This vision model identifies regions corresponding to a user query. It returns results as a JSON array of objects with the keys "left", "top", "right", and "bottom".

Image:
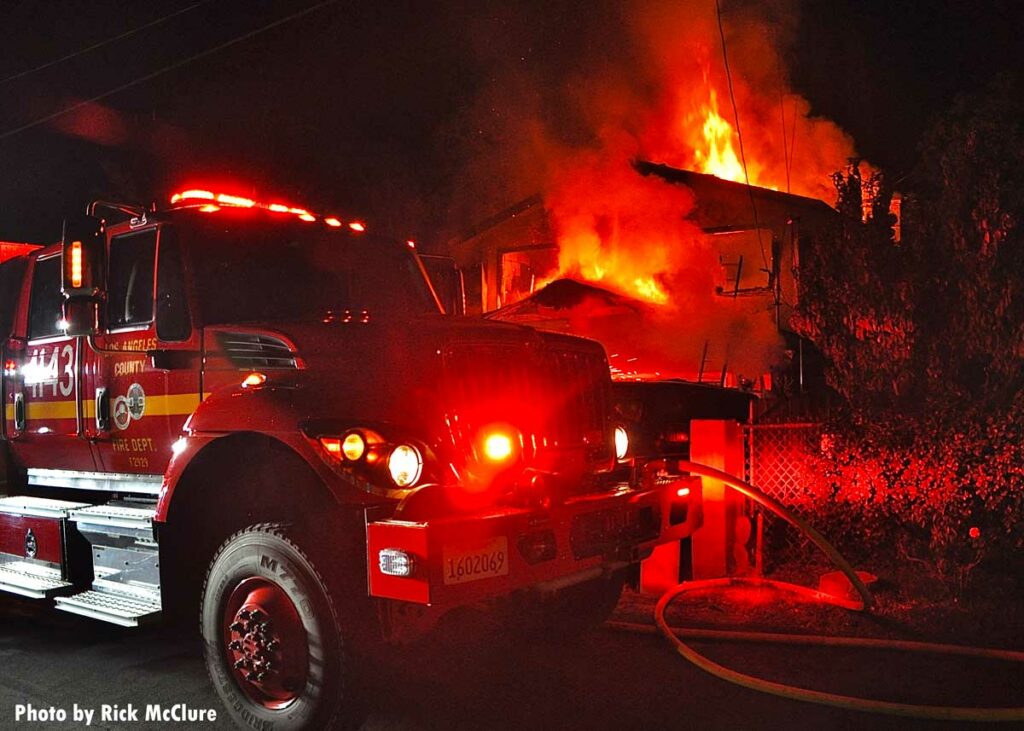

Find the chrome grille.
[
  {"left": 216, "top": 332, "right": 297, "bottom": 369},
  {"left": 442, "top": 341, "right": 613, "bottom": 468}
]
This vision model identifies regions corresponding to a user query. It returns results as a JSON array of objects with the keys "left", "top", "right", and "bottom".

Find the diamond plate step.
[
  {"left": 0, "top": 495, "right": 92, "bottom": 519},
  {"left": 0, "top": 561, "right": 75, "bottom": 599},
  {"left": 69, "top": 503, "right": 155, "bottom": 532},
  {"left": 54, "top": 588, "right": 161, "bottom": 628}
]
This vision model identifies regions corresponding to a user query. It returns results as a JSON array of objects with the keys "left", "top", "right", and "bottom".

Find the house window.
[{"left": 711, "top": 228, "right": 774, "bottom": 296}]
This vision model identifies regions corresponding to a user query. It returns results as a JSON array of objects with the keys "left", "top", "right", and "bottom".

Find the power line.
[
  {"left": 778, "top": 89, "right": 791, "bottom": 194},
  {"left": 768, "top": 25, "right": 793, "bottom": 195},
  {"left": 0, "top": 0, "right": 337, "bottom": 143},
  {"left": 0, "top": 1, "right": 215, "bottom": 86},
  {"left": 715, "top": 0, "right": 768, "bottom": 273}
]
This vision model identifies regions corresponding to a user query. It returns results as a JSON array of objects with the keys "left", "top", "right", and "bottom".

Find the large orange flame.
[
  {"left": 692, "top": 88, "right": 750, "bottom": 184},
  {"left": 542, "top": 150, "right": 703, "bottom": 305}
]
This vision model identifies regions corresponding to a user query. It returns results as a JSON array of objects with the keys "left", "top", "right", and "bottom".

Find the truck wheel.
[
  {"left": 504, "top": 570, "right": 627, "bottom": 641},
  {"left": 201, "top": 523, "right": 361, "bottom": 731}
]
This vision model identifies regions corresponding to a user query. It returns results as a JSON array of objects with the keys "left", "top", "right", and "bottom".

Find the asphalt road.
[{"left": 1, "top": 593, "right": 1021, "bottom": 731}]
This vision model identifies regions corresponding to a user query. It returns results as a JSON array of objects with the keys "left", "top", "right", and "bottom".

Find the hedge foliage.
[{"left": 791, "top": 77, "right": 1024, "bottom": 590}]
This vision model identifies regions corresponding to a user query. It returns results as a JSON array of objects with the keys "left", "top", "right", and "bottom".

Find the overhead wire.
[
  {"left": 0, "top": 0, "right": 215, "bottom": 86},
  {"left": 714, "top": 0, "right": 768, "bottom": 274},
  {"left": 779, "top": 89, "right": 791, "bottom": 194},
  {"left": 769, "top": 24, "right": 793, "bottom": 195},
  {"left": 0, "top": 0, "right": 338, "bottom": 143}
]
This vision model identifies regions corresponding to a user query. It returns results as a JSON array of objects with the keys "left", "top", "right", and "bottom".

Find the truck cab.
[{"left": 0, "top": 191, "right": 697, "bottom": 730}]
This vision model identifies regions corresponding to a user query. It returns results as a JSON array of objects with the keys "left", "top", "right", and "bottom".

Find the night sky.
[{"left": 0, "top": 0, "right": 1020, "bottom": 244}]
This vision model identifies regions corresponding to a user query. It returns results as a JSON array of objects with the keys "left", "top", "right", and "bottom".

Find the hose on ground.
[{"left": 614, "top": 460, "right": 1024, "bottom": 723}]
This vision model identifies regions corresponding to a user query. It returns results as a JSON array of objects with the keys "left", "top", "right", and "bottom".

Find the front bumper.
[{"left": 366, "top": 469, "right": 701, "bottom": 608}]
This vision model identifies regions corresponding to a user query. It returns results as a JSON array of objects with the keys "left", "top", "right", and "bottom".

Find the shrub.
[{"left": 791, "top": 77, "right": 1024, "bottom": 593}]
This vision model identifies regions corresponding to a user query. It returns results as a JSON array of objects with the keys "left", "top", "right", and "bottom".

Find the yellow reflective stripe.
[
  {"left": 145, "top": 393, "right": 202, "bottom": 416},
  {"left": 25, "top": 400, "right": 78, "bottom": 420},
  {"left": 3, "top": 394, "right": 203, "bottom": 421}
]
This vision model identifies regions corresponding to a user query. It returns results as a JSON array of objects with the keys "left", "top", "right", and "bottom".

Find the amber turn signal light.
[
  {"left": 341, "top": 432, "right": 366, "bottom": 461},
  {"left": 241, "top": 372, "right": 267, "bottom": 388}
]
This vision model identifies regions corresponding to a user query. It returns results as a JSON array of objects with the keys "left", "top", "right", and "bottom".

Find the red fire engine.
[{"left": 0, "top": 191, "right": 699, "bottom": 729}]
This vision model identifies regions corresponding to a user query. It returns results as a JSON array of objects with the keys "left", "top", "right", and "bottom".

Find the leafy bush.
[{"left": 791, "top": 77, "right": 1024, "bottom": 593}]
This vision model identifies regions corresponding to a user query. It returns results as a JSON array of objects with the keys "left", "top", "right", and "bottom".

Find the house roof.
[{"left": 634, "top": 160, "right": 836, "bottom": 231}]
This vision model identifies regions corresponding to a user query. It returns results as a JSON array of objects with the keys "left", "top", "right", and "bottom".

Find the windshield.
[{"left": 178, "top": 213, "right": 439, "bottom": 325}]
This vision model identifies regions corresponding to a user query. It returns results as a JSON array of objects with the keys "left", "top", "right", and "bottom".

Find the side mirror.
[
  {"left": 61, "top": 213, "right": 105, "bottom": 336},
  {"left": 61, "top": 297, "right": 99, "bottom": 337}
]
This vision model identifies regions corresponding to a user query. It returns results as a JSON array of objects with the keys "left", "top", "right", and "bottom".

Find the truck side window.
[
  {"left": 156, "top": 229, "right": 191, "bottom": 341},
  {"left": 108, "top": 230, "right": 157, "bottom": 330},
  {"left": 27, "top": 255, "right": 63, "bottom": 340}
]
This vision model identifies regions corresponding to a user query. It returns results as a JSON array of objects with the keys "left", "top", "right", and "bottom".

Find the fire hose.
[{"left": 609, "top": 460, "right": 1024, "bottom": 723}]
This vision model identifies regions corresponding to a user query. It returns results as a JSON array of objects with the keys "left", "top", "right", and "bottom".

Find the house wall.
[{"left": 451, "top": 166, "right": 835, "bottom": 333}]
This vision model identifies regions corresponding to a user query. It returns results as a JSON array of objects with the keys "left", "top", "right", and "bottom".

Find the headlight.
[
  {"left": 341, "top": 432, "right": 366, "bottom": 461},
  {"left": 319, "top": 431, "right": 367, "bottom": 462},
  {"left": 614, "top": 426, "right": 629, "bottom": 461},
  {"left": 387, "top": 444, "right": 423, "bottom": 487}
]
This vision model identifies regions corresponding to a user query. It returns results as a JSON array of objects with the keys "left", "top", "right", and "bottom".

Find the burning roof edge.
[
  {"left": 634, "top": 160, "right": 835, "bottom": 214},
  {"left": 457, "top": 160, "right": 835, "bottom": 246},
  {"left": 458, "top": 194, "right": 545, "bottom": 243}
]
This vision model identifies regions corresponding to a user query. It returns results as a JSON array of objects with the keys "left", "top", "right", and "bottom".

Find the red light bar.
[
  {"left": 170, "top": 190, "right": 368, "bottom": 231},
  {"left": 215, "top": 193, "right": 255, "bottom": 208},
  {"left": 170, "top": 189, "right": 215, "bottom": 204}
]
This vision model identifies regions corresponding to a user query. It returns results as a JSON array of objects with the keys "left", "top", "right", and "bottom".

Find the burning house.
[
  {"left": 449, "top": 159, "right": 836, "bottom": 392},
  {"left": 431, "top": 0, "right": 864, "bottom": 579}
]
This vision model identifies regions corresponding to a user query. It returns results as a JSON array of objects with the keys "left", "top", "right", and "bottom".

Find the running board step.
[
  {"left": 0, "top": 495, "right": 93, "bottom": 519},
  {"left": 54, "top": 589, "right": 162, "bottom": 628},
  {"left": 0, "top": 561, "right": 76, "bottom": 599},
  {"left": 69, "top": 503, "right": 156, "bottom": 534}
]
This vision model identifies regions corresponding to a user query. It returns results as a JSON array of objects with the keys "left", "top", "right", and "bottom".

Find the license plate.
[{"left": 442, "top": 536, "right": 509, "bottom": 585}]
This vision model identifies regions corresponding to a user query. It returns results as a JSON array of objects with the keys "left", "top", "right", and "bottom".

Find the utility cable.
[
  {"left": 714, "top": 0, "right": 768, "bottom": 274},
  {"left": 0, "top": 0, "right": 214, "bottom": 86},
  {"left": 779, "top": 89, "right": 791, "bottom": 194},
  {"left": 0, "top": 0, "right": 337, "bottom": 143}
]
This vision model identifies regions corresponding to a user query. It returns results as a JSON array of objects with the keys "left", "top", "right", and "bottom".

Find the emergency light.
[
  {"left": 169, "top": 189, "right": 365, "bottom": 232},
  {"left": 60, "top": 214, "right": 105, "bottom": 297}
]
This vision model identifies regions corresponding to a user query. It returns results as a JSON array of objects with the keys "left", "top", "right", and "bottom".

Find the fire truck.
[{"left": 0, "top": 191, "right": 699, "bottom": 730}]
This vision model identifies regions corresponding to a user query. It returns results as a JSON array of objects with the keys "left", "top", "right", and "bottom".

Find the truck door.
[
  {"left": 6, "top": 251, "right": 96, "bottom": 472},
  {"left": 85, "top": 225, "right": 200, "bottom": 483}
]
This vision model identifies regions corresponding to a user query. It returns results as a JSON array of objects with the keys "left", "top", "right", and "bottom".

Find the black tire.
[
  {"left": 201, "top": 523, "right": 362, "bottom": 731},
  {"left": 502, "top": 570, "right": 627, "bottom": 641}
]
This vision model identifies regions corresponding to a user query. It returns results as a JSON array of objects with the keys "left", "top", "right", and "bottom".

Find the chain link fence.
[{"left": 744, "top": 423, "right": 827, "bottom": 575}]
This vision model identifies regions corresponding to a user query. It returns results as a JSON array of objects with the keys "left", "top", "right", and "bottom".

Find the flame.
[
  {"left": 541, "top": 154, "right": 697, "bottom": 305},
  {"left": 692, "top": 89, "right": 746, "bottom": 183},
  {"left": 632, "top": 276, "right": 668, "bottom": 304},
  {"left": 473, "top": 0, "right": 865, "bottom": 379}
]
